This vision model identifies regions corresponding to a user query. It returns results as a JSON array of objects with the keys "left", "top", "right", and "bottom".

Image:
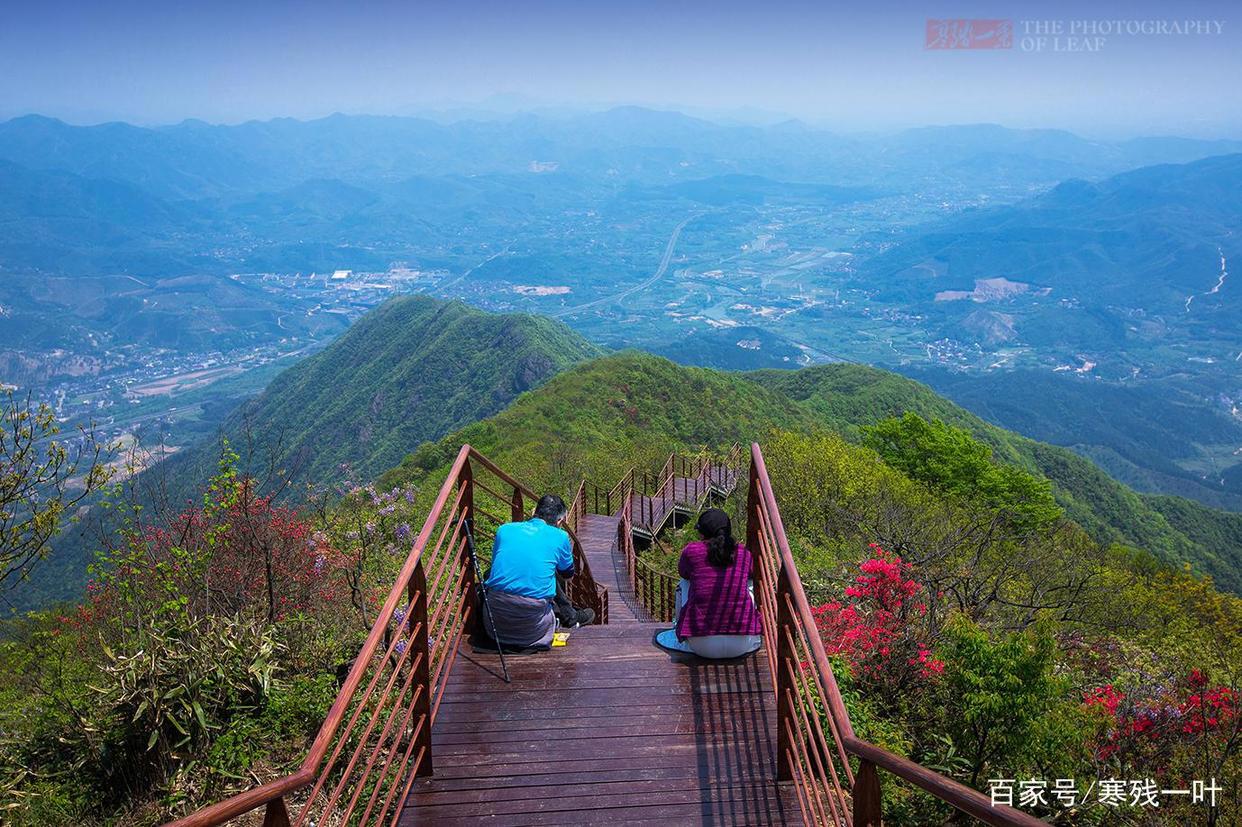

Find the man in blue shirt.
[{"left": 480, "top": 494, "right": 594, "bottom": 649}]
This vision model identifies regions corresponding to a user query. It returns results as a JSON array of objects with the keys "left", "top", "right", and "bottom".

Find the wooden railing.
[
  {"left": 168, "top": 445, "right": 604, "bottom": 827},
  {"left": 610, "top": 445, "right": 743, "bottom": 621},
  {"left": 565, "top": 479, "right": 609, "bottom": 623},
  {"left": 635, "top": 538, "right": 679, "bottom": 622},
  {"left": 746, "top": 443, "right": 1042, "bottom": 827},
  {"left": 630, "top": 443, "right": 742, "bottom": 534}
]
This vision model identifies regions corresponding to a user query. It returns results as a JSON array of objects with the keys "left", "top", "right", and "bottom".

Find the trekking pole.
[{"left": 462, "top": 518, "right": 510, "bottom": 683}]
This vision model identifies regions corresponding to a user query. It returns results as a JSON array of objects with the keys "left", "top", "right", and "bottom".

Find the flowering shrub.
[
  {"left": 811, "top": 545, "right": 942, "bottom": 695},
  {"left": 87, "top": 452, "right": 336, "bottom": 630},
  {"left": 309, "top": 471, "right": 421, "bottom": 630},
  {"left": 1084, "top": 669, "right": 1238, "bottom": 762}
]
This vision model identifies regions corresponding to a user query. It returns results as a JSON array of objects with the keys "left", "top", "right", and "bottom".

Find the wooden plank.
[
  {"left": 404, "top": 779, "right": 799, "bottom": 821},
  {"left": 431, "top": 708, "right": 775, "bottom": 737},
  {"left": 433, "top": 700, "right": 777, "bottom": 729},
  {"left": 442, "top": 668, "right": 774, "bottom": 689},
  {"left": 427, "top": 728, "right": 777, "bottom": 762},
  {"left": 433, "top": 689, "right": 772, "bottom": 716},
  {"left": 430, "top": 716, "right": 776, "bottom": 746},
  {"left": 417, "top": 750, "right": 776, "bottom": 782},
  {"left": 441, "top": 669, "right": 772, "bottom": 692},
  {"left": 403, "top": 801, "right": 803, "bottom": 827},
  {"left": 405, "top": 762, "right": 776, "bottom": 793},
  {"left": 406, "top": 782, "right": 798, "bottom": 817},
  {"left": 432, "top": 695, "right": 750, "bottom": 720},
  {"left": 409, "top": 776, "right": 788, "bottom": 807},
  {"left": 440, "top": 659, "right": 774, "bottom": 683},
  {"left": 440, "top": 676, "right": 774, "bottom": 698}
]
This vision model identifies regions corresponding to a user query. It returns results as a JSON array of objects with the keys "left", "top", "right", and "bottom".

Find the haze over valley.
[{"left": 3, "top": 109, "right": 1241, "bottom": 514}]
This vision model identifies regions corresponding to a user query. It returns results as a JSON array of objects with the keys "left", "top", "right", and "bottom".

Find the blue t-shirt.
[{"left": 485, "top": 518, "right": 574, "bottom": 599}]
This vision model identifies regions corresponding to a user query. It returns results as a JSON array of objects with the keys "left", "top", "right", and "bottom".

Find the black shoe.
[{"left": 571, "top": 607, "right": 596, "bottom": 628}]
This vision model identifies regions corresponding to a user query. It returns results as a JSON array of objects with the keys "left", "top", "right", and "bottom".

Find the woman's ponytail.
[{"left": 698, "top": 508, "right": 738, "bottom": 568}]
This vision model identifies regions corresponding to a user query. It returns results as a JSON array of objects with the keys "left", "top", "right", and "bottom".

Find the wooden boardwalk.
[
  {"left": 576, "top": 513, "right": 647, "bottom": 622},
  {"left": 629, "top": 469, "right": 739, "bottom": 539},
  {"left": 402, "top": 507, "right": 800, "bottom": 825},
  {"left": 401, "top": 624, "right": 799, "bottom": 825}
]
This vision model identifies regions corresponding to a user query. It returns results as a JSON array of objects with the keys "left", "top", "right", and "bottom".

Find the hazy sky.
[{"left": 2, "top": 0, "right": 1238, "bottom": 136}]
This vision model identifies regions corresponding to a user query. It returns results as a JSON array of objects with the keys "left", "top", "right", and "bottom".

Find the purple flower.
[{"left": 395, "top": 522, "right": 412, "bottom": 542}]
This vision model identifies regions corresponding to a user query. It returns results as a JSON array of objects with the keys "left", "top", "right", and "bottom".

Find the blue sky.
[{"left": 2, "top": 0, "right": 1238, "bottom": 136}]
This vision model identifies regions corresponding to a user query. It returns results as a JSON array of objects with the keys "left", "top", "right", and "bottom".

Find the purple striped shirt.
[{"left": 675, "top": 541, "right": 763, "bottom": 639}]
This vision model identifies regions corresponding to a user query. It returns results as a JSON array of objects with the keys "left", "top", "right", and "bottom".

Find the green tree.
[
  {"left": 0, "top": 392, "right": 112, "bottom": 593},
  {"left": 934, "top": 614, "right": 1073, "bottom": 786},
  {"left": 863, "top": 412, "right": 1062, "bottom": 536}
]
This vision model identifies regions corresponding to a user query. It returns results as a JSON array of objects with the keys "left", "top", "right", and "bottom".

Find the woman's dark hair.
[{"left": 697, "top": 508, "right": 737, "bottom": 568}]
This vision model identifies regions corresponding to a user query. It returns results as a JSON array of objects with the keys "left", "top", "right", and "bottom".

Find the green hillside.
[
  {"left": 746, "top": 365, "right": 1221, "bottom": 586},
  {"left": 18, "top": 296, "right": 600, "bottom": 612},
  {"left": 389, "top": 353, "right": 1241, "bottom": 594},
  {"left": 384, "top": 351, "right": 818, "bottom": 493},
  {"left": 177, "top": 294, "right": 602, "bottom": 488}
]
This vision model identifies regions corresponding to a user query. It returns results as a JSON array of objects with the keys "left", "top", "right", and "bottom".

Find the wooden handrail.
[
  {"left": 749, "top": 443, "right": 856, "bottom": 741},
  {"left": 168, "top": 445, "right": 605, "bottom": 827},
  {"left": 167, "top": 771, "right": 312, "bottom": 827},
  {"left": 844, "top": 738, "right": 1040, "bottom": 827},
  {"left": 635, "top": 537, "right": 679, "bottom": 622},
  {"left": 748, "top": 442, "right": 1043, "bottom": 827}
]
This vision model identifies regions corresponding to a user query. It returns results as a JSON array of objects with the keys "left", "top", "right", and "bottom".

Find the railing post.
[
  {"left": 776, "top": 563, "right": 796, "bottom": 782},
  {"left": 746, "top": 456, "right": 762, "bottom": 586},
  {"left": 460, "top": 458, "right": 475, "bottom": 523},
  {"left": 407, "top": 556, "right": 437, "bottom": 774},
  {"left": 618, "top": 518, "right": 628, "bottom": 588},
  {"left": 511, "top": 485, "right": 523, "bottom": 522},
  {"left": 458, "top": 457, "right": 479, "bottom": 639},
  {"left": 408, "top": 558, "right": 434, "bottom": 778},
  {"left": 261, "top": 798, "right": 290, "bottom": 827},
  {"left": 853, "top": 759, "right": 882, "bottom": 826}
]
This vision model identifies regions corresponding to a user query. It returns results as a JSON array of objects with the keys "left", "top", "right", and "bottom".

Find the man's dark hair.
[{"left": 534, "top": 494, "right": 568, "bottom": 524}]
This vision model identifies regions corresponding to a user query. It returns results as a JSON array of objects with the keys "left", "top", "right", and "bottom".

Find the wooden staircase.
[
  {"left": 401, "top": 457, "right": 802, "bottom": 824},
  {"left": 400, "top": 625, "right": 799, "bottom": 825}
]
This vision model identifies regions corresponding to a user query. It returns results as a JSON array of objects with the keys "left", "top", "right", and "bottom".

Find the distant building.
[{"left": 331, "top": 270, "right": 353, "bottom": 281}]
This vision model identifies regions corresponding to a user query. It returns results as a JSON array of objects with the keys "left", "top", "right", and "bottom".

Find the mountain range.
[
  {"left": 861, "top": 152, "right": 1242, "bottom": 317},
  {"left": 4, "top": 109, "right": 1242, "bottom": 583},
  {"left": 2, "top": 111, "right": 1241, "bottom": 280},
  {"left": 24, "top": 296, "right": 1242, "bottom": 614},
  {"left": 852, "top": 153, "right": 1242, "bottom": 510}
]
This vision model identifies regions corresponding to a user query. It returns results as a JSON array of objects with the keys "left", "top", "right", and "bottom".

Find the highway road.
[{"left": 550, "top": 215, "right": 697, "bottom": 318}]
